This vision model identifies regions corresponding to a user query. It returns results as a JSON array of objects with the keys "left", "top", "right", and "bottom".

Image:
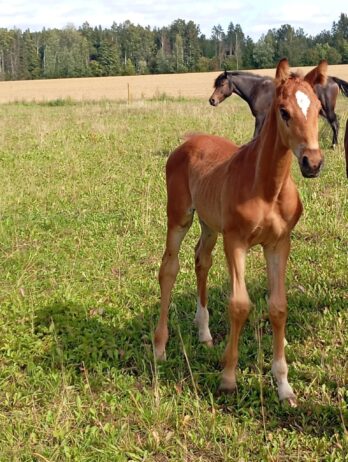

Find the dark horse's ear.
[
  {"left": 304, "top": 59, "right": 328, "bottom": 88},
  {"left": 275, "top": 58, "right": 290, "bottom": 84},
  {"left": 224, "top": 69, "right": 228, "bottom": 78}
]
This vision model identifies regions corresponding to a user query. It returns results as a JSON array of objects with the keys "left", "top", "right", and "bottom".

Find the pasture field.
[
  {"left": 0, "top": 92, "right": 347, "bottom": 461},
  {"left": 0, "top": 64, "right": 347, "bottom": 103}
]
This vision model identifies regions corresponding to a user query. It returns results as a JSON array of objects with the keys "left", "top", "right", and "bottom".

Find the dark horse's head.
[{"left": 209, "top": 70, "right": 233, "bottom": 106}]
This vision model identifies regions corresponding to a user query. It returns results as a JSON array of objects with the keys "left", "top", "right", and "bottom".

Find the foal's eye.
[{"left": 280, "top": 108, "right": 291, "bottom": 122}]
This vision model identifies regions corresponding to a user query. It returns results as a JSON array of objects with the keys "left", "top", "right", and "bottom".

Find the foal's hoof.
[
  {"left": 154, "top": 347, "right": 167, "bottom": 361},
  {"left": 278, "top": 383, "right": 297, "bottom": 408},
  {"left": 203, "top": 339, "right": 213, "bottom": 348},
  {"left": 218, "top": 378, "right": 237, "bottom": 395},
  {"left": 282, "top": 396, "right": 297, "bottom": 408},
  {"left": 280, "top": 393, "right": 297, "bottom": 408}
]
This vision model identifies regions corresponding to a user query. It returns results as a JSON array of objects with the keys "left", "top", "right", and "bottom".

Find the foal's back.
[{"left": 166, "top": 134, "right": 239, "bottom": 230}]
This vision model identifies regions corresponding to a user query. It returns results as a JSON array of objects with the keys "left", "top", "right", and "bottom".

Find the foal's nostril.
[
  {"left": 302, "top": 155, "right": 310, "bottom": 169},
  {"left": 209, "top": 98, "right": 215, "bottom": 106},
  {"left": 301, "top": 154, "right": 323, "bottom": 176}
]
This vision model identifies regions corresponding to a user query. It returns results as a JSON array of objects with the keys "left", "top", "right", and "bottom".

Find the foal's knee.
[
  {"left": 269, "top": 300, "right": 287, "bottom": 326},
  {"left": 159, "top": 251, "right": 179, "bottom": 282},
  {"left": 229, "top": 296, "right": 250, "bottom": 321},
  {"left": 195, "top": 252, "right": 213, "bottom": 273}
]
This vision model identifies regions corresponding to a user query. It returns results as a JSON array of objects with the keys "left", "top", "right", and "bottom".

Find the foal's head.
[
  {"left": 274, "top": 59, "right": 327, "bottom": 178},
  {"left": 209, "top": 71, "right": 232, "bottom": 106}
]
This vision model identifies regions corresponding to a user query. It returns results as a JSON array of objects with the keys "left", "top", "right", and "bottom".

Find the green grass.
[{"left": 0, "top": 95, "right": 347, "bottom": 461}]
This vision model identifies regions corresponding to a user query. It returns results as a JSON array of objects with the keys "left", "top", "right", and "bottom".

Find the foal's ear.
[
  {"left": 275, "top": 58, "right": 290, "bottom": 83},
  {"left": 304, "top": 59, "right": 328, "bottom": 87}
]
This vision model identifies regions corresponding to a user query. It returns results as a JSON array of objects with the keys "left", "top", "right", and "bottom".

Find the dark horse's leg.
[
  {"left": 253, "top": 114, "right": 266, "bottom": 138},
  {"left": 330, "top": 112, "right": 340, "bottom": 147},
  {"left": 320, "top": 108, "right": 339, "bottom": 148},
  {"left": 318, "top": 81, "right": 340, "bottom": 148},
  {"left": 328, "top": 112, "right": 339, "bottom": 148},
  {"left": 332, "top": 116, "right": 339, "bottom": 148}
]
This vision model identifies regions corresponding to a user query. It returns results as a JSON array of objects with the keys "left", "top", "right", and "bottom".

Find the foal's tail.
[{"left": 331, "top": 76, "right": 348, "bottom": 97}]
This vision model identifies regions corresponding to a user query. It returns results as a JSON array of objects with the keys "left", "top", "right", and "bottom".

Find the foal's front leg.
[
  {"left": 264, "top": 237, "right": 297, "bottom": 406},
  {"left": 220, "top": 236, "right": 250, "bottom": 392}
]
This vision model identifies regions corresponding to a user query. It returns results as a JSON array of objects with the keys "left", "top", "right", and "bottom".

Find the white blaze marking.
[{"left": 295, "top": 90, "right": 310, "bottom": 118}]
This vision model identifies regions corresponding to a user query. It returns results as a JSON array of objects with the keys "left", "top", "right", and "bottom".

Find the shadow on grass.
[{"left": 34, "top": 280, "right": 344, "bottom": 437}]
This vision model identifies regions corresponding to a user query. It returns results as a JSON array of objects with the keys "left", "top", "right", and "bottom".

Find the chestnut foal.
[{"left": 154, "top": 59, "right": 327, "bottom": 406}]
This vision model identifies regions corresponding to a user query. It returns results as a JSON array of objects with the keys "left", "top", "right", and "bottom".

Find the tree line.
[{"left": 0, "top": 13, "right": 347, "bottom": 80}]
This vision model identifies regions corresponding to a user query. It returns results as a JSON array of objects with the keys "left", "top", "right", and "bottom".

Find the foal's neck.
[{"left": 253, "top": 109, "right": 293, "bottom": 201}]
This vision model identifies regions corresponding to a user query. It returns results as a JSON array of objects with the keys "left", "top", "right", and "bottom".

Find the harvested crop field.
[{"left": 0, "top": 64, "right": 348, "bottom": 103}]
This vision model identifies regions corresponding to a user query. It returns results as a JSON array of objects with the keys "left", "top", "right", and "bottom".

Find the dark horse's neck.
[{"left": 227, "top": 72, "right": 271, "bottom": 111}]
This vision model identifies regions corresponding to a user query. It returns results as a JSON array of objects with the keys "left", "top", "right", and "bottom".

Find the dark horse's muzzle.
[{"left": 209, "top": 96, "right": 219, "bottom": 106}]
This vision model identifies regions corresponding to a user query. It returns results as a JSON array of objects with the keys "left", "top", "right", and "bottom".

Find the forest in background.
[{"left": 0, "top": 13, "right": 347, "bottom": 80}]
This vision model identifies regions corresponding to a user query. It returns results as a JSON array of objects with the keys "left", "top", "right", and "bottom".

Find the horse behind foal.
[
  {"left": 210, "top": 71, "right": 274, "bottom": 137},
  {"left": 155, "top": 58, "right": 327, "bottom": 406},
  {"left": 209, "top": 63, "right": 347, "bottom": 148}
]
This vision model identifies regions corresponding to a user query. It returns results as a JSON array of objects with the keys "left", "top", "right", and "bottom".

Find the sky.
[{"left": 0, "top": 0, "right": 345, "bottom": 41}]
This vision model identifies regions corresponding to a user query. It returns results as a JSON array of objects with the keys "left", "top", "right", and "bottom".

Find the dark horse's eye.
[{"left": 280, "top": 107, "right": 291, "bottom": 122}]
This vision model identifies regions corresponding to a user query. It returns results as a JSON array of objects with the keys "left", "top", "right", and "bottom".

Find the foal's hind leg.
[
  {"left": 194, "top": 221, "right": 218, "bottom": 347},
  {"left": 155, "top": 150, "right": 194, "bottom": 360},
  {"left": 155, "top": 218, "right": 193, "bottom": 360}
]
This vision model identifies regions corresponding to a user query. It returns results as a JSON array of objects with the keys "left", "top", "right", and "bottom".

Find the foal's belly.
[{"left": 195, "top": 206, "right": 223, "bottom": 233}]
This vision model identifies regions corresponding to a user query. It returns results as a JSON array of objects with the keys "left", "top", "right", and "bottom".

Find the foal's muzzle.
[{"left": 299, "top": 149, "right": 324, "bottom": 178}]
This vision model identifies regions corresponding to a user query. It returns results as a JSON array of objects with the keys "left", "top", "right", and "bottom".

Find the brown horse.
[
  {"left": 209, "top": 63, "right": 347, "bottom": 148},
  {"left": 154, "top": 58, "right": 327, "bottom": 406}
]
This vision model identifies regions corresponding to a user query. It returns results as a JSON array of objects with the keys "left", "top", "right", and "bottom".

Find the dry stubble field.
[{"left": 0, "top": 64, "right": 347, "bottom": 103}]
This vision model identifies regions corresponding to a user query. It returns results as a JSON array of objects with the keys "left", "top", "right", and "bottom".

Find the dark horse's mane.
[
  {"left": 214, "top": 69, "right": 304, "bottom": 89},
  {"left": 214, "top": 70, "right": 273, "bottom": 88}
]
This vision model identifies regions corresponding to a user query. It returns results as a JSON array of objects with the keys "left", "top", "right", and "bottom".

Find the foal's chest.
[{"left": 245, "top": 197, "right": 302, "bottom": 246}]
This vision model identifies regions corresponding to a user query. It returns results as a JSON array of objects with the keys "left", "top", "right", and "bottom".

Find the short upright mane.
[{"left": 289, "top": 71, "right": 302, "bottom": 79}]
